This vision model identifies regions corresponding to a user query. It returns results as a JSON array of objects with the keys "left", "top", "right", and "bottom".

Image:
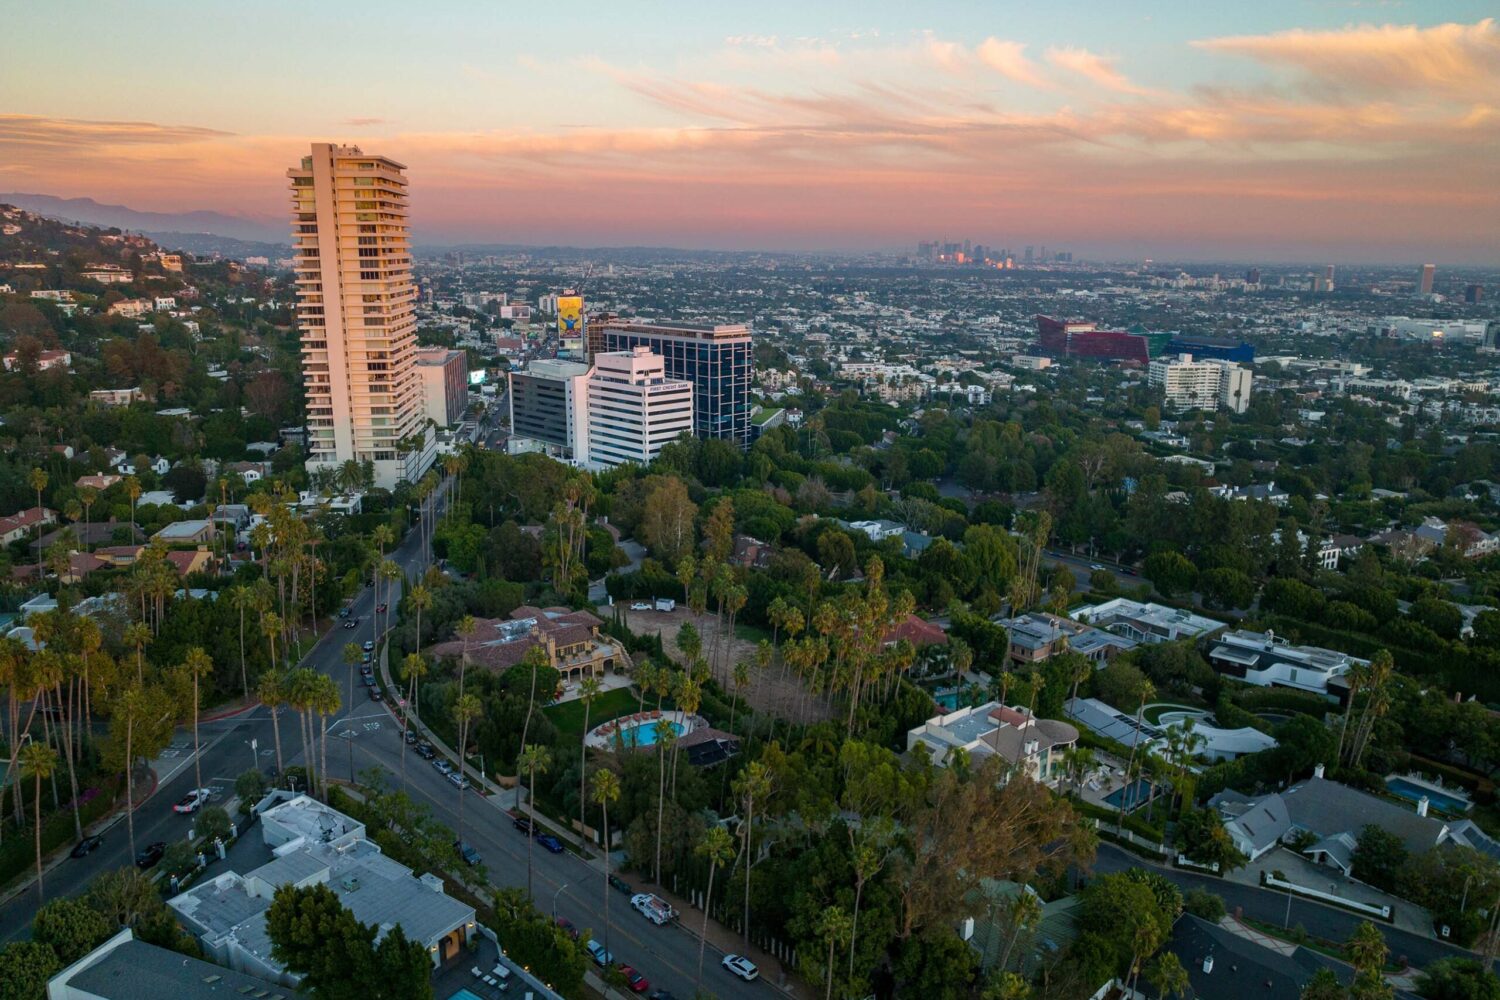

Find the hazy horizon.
[{"left": 4, "top": 1, "right": 1497, "bottom": 264}]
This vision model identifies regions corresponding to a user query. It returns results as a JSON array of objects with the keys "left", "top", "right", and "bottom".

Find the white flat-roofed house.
[{"left": 1206, "top": 629, "right": 1361, "bottom": 702}]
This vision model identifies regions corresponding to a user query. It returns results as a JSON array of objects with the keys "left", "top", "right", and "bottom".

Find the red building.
[{"left": 1035, "top": 315, "right": 1153, "bottom": 362}]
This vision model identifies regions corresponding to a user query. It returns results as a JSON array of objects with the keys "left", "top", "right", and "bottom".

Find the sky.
[{"left": 2, "top": 1, "right": 1498, "bottom": 262}]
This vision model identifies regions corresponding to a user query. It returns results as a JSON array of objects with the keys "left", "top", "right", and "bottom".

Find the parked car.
[
  {"left": 342, "top": 620, "right": 357, "bottom": 630},
  {"left": 416, "top": 742, "right": 436, "bottom": 760},
  {"left": 631, "top": 893, "right": 677, "bottom": 925},
  {"left": 535, "top": 833, "right": 564, "bottom": 854},
  {"left": 555, "top": 917, "right": 579, "bottom": 940},
  {"left": 403, "top": 729, "right": 419, "bottom": 745},
  {"left": 512, "top": 814, "right": 534, "bottom": 835},
  {"left": 362, "top": 675, "right": 376, "bottom": 687},
  {"left": 376, "top": 603, "right": 387, "bottom": 614},
  {"left": 1090, "top": 563, "right": 1106, "bottom": 571},
  {"left": 649, "top": 992, "right": 677, "bottom": 1000},
  {"left": 172, "top": 788, "right": 213, "bottom": 814},
  {"left": 454, "top": 840, "right": 481, "bottom": 866},
  {"left": 360, "top": 665, "right": 373, "bottom": 676},
  {"left": 609, "top": 873, "right": 632, "bottom": 895},
  {"left": 447, "top": 772, "right": 471, "bottom": 790},
  {"left": 70, "top": 834, "right": 103, "bottom": 858},
  {"left": 433, "top": 759, "right": 454, "bottom": 775},
  {"left": 361, "top": 652, "right": 372, "bottom": 663},
  {"left": 338, "top": 607, "right": 351, "bottom": 619},
  {"left": 721, "top": 955, "right": 759, "bottom": 982},
  {"left": 630, "top": 602, "right": 651, "bottom": 611},
  {"left": 618, "top": 965, "right": 651, "bottom": 993},
  {"left": 362, "top": 640, "right": 374, "bottom": 652},
  {"left": 135, "top": 841, "right": 166, "bottom": 868},
  {"left": 586, "top": 940, "right": 613, "bottom": 967},
  {"left": 368, "top": 688, "right": 383, "bottom": 702}
]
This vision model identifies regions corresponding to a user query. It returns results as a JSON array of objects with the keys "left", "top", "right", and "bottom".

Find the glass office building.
[{"left": 598, "top": 321, "right": 752, "bottom": 447}]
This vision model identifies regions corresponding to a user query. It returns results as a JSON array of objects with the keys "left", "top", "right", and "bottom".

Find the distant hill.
[
  {"left": 0, "top": 192, "right": 283, "bottom": 244},
  {"left": 139, "top": 231, "right": 289, "bottom": 261}
]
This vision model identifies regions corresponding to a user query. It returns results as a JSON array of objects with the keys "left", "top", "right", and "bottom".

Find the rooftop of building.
[{"left": 55, "top": 932, "right": 306, "bottom": 1000}]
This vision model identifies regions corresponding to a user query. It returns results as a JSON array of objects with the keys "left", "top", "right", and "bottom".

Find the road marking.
[{"left": 362, "top": 722, "right": 381, "bottom": 732}]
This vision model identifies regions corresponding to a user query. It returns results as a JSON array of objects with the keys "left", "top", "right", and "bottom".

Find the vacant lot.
[{"left": 606, "top": 603, "right": 831, "bottom": 725}]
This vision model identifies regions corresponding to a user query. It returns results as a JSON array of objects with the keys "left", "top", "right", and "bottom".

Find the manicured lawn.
[{"left": 543, "top": 687, "right": 642, "bottom": 743}]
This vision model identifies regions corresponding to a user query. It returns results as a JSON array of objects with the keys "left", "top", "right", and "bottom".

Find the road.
[
  {"left": 1094, "top": 844, "right": 1479, "bottom": 972},
  {"left": 0, "top": 472, "right": 774, "bottom": 998}
]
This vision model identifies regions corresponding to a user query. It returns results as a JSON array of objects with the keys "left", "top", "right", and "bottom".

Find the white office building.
[
  {"left": 585, "top": 347, "right": 693, "bottom": 470},
  {"left": 1148, "top": 354, "right": 1253, "bottom": 414}
]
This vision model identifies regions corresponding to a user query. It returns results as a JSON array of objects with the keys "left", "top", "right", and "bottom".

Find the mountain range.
[{"left": 0, "top": 192, "right": 285, "bottom": 244}]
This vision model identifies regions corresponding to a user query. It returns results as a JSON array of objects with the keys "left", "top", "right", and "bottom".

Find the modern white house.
[{"left": 1205, "top": 629, "right": 1360, "bottom": 702}]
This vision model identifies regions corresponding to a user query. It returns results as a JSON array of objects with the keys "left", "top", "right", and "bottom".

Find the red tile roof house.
[
  {"left": 883, "top": 614, "right": 949, "bottom": 649},
  {"left": 428, "top": 606, "right": 630, "bottom": 685},
  {"left": 0, "top": 507, "right": 57, "bottom": 545}
]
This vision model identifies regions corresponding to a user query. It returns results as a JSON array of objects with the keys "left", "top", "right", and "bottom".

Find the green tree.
[
  {"left": 1143, "top": 550, "right": 1198, "bottom": 598},
  {"left": 1416, "top": 957, "right": 1500, "bottom": 1000},
  {"left": 266, "top": 883, "right": 433, "bottom": 1000},
  {"left": 20, "top": 742, "right": 57, "bottom": 902},
  {"left": 694, "top": 825, "right": 736, "bottom": 994},
  {"left": 31, "top": 898, "right": 112, "bottom": 965},
  {"left": 1301, "top": 968, "right": 1346, "bottom": 1000},
  {"left": 0, "top": 940, "right": 61, "bottom": 1000},
  {"left": 1352, "top": 826, "right": 1409, "bottom": 893},
  {"left": 517, "top": 742, "right": 551, "bottom": 902}
]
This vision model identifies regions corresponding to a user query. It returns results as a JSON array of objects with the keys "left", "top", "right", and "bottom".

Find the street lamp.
[
  {"left": 244, "top": 738, "right": 258, "bottom": 774},
  {"left": 551, "top": 882, "right": 568, "bottom": 921}
]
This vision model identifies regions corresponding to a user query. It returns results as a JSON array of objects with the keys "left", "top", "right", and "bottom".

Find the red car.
[
  {"left": 618, "top": 966, "right": 650, "bottom": 994},
  {"left": 376, "top": 603, "right": 388, "bottom": 613}
]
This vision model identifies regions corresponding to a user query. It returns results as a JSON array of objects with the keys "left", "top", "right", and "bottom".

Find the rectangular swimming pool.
[
  {"left": 447, "top": 990, "right": 485, "bottom": 1000},
  {"left": 1103, "top": 778, "right": 1159, "bottom": 813},
  {"left": 1386, "top": 776, "right": 1471, "bottom": 814}
]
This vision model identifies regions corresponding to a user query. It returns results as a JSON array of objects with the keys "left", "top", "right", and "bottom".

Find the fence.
[{"left": 1261, "top": 870, "right": 1393, "bottom": 921}]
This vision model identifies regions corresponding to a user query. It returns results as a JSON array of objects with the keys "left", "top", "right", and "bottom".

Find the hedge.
[{"left": 0, "top": 780, "right": 121, "bottom": 889}]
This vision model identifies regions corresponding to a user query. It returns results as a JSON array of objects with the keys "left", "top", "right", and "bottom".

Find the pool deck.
[{"left": 585, "top": 708, "right": 700, "bottom": 751}]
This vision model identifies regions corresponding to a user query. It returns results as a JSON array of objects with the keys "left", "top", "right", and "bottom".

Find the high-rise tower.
[
  {"left": 1419, "top": 263, "right": 1436, "bottom": 296},
  {"left": 289, "top": 144, "right": 434, "bottom": 489}
]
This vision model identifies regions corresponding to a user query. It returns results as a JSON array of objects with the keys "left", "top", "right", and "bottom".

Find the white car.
[
  {"left": 630, "top": 602, "right": 651, "bottom": 611},
  {"left": 722, "top": 955, "right": 759, "bottom": 981},
  {"left": 172, "top": 788, "right": 214, "bottom": 814}
]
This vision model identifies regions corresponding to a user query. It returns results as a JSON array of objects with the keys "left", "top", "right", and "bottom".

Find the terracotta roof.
[{"left": 884, "top": 614, "right": 948, "bottom": 647}]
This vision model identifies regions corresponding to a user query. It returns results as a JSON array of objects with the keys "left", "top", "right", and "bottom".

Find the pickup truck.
[{"left": 631, "top": 892, "right": 677, "bottom": 925}]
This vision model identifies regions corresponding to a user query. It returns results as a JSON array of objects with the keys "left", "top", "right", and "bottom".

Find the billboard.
[{"left": 557, "top": 295, "right": 584, "bottom": 338}]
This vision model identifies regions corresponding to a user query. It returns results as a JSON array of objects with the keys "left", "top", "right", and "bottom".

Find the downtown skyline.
[{"left": 3, "top": 1, "right": 1498, "bottom": 263}]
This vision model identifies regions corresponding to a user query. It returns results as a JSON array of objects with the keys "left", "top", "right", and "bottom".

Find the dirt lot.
[{"left": 601, "top": 603, "right": 831, "bottom": 726}]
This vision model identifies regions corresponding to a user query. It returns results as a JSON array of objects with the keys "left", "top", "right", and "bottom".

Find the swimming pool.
[
  {"left": 447, "top": 989, "right": 485, "bottom": 1000},
  {"left": 617, "top": 720, "right": 687, "bottom": 748},
  {"left": 934, "top": 689, "right": 960, "bottom": 710},
  {"left": 1386, "top": 776, "right": 1471, "bottom": 814},
  {"left": 1103, "top": 778, "right": 1159, "bottom": 813}
]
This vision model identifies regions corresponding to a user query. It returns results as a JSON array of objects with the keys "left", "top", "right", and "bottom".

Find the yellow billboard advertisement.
[{"left": 557, "top": 295, "right": 583, "bottom": 337}]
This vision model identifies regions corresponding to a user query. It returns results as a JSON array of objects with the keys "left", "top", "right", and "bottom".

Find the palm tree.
[
  {"left": 517, "top": 645, "right": 548, "bottom": 755},
  {"left": 695, "top": 825, "right": 735, "bottom": 994},
  {"left": 408, "top": 583, "right": 431, "bottom": 658},
  {"left": 257, "top": 669, "right": 287, "bottom": 778},
  {"left": 653, "top": 719, "right": 676, "bottom": 884},
  {"left": 816, "top": 905, "right": 853, "bottom": 1000},
  {"left": 341, "top": 643, "right": 362, "bottom": 781},
  {"left": 78, "top": 486, "right": 98, "bottom": 554},
  {"left": 1118, "top": 677, "right": 1156, "bottom": 834},
  {"left": 577, "top": 676, "right": 601, "bottom": 854},
  {"left": 124, "top": 475, "right": 141, "bottom": 532},
  {"left": 181, "top": 647, "right": 214, "bottom": 796},
  {"left": 122, "top": 622, "right": 150, "bottom": 684},
  {"left": 592, "top": 767, "right": 621, "bottom": 954},
  {"left": 453, "top": 692, "right": 482, "bottom": 843},
  {"left": 228, "top": 586, "right": 255, "bottom": 699},
  {"left": 379, "top": 560, "right": 401, "bottom": 635},
  {"left": 1146, "top": 952, "right": 1189, "bottom": 999},
  {"left": 517, "top": 743, "right": 551, "bottom": 901},
  {"left": 28, "top": 467, "right": 47, "bottom": 581},
  {"left": 21, "top": 741, "right": 57, "bottom": 901},
  {"left": 262, "top": 612, "right": 283, "bottom": 673},
  {"left": 734, "top": 760, "right": 773, "bottom": 949},
  {"left": 312, "top": 673, "right": 340, "bottom": 801}
]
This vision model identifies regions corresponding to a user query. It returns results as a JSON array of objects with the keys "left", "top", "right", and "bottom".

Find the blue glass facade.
[
  {"left": 1163, "top": 337, "right": 1256, "bottom": 363},
  {"left": 601, "top": 326, "right": 752, "bottom": 447}
]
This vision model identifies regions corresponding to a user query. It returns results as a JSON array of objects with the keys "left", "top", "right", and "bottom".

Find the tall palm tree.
[
  {"left": 453, "top": 693, "right": 482, "bottom": 843},
  {"left": 576, "top": 677, "right": 601, "bottom": 854},
  {"left": 122, "top": 622, "right": 150, "bottom": 684},
  {"left": 181, "top": 647, "right": 214, "bottom": 796},
  {"left": 312, "top": 673, "right": 340, "bottom": 801},
  {"left": 78, "top": 486, "right": 98, "bottom": 554},
  {"left": 124, "top": 475, "right": 141, "bottom": 533},
  {"left": 592, "top": 768, "right": 621, "bottom": 954},
  {"left": 341, "top": 643, "right": 362, "bottom": 781},
  {"left": 1118, "top": 678, "right": 1156, "bottom": 834},
  {"left": 379, "top": 560, "right": 402, "bottom": 636},
  {"left": 695, "top": 824, "right": 735, "bottom": 994},
  {"left": 517, "top": 743, "right": 551, "bottom": 901},
  {"left": 21, "top": 741, "right": 57, "bottom": 901},
  {"left": 28, "top": 467, "right": 47, "bottom": 582},
  {"left": 734, "top": 760, "right": 772, "bottom": 949},
  {"left": 653, "top": 719, "right": 676, "bottom": 885},
  {"left": 408, "top": 583, "right": 432, "bottom": 658},
  {"left": 257, "top": 668, "right": 287, "bottom": 778},
  {"left": 816, "top": 905, "right": 853, "bottom": 1000},
  {"left": 227, "top": 586, "right": 254, "bottom": 699},
  {"left": 1146, "top": 952, "right": 1189, "bottom": 999}
]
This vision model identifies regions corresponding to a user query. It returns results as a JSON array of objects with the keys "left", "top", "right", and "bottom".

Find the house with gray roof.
[
  {"left": 47, "top": 928, "right": 305, "bottom": 1000},
  {"left": 907, "top": 701, "right": 1077, "bottom": 787},
  {"left": 1070, "top": 598, "right": 1226, "bottom": 645},
  {"left": 167, "top": 792, "right": 475, "bottom": 988},
  {"left": 1211, "top": 772, "right": 1500, "bottom": 872}
]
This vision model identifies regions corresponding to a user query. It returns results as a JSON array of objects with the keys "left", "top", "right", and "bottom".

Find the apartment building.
[
  {"left": 413, "top": 347, "right": 468, "bottom": 427},
  {"left": 585, "top": 347, "right": 693, "bottom": 470},
  {"left": 289, "top": 143, "right": 434, "bottom": 489},
  {"left": 599, "top": 320, "right": 751, "bottom": 446},
  {"left": 1148, "top": 353, "right": 1253, "bottom": 413}
]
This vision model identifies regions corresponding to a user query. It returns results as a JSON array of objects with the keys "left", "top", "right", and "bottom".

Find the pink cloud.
[{"left": 1045, "top": 46, "right": 1157, "bottom": 96}]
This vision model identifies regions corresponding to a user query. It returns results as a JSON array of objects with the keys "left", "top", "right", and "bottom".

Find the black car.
[
  {"left": 609, "top": 873, "right": 632, "bottom": 895},
  {"left": 511, "top": 814, "right": 534, "bottom": 835},
  {"left": 415, "top": 743, "right": 436, "bottom": 760},
  {"left": 362, "top": 675, "right": 376, "bottom": 687},
  {"left": 135, "top": 841, "right": 166, "bottom": 868},
  {"left": 649, "top": 992, "right": 677, "bottom": 1000},
  {"left": 368, "top": 688, "right": 383, "bottom": 701},
  {"left": 403, "top": 729, "right": 418, "bottom": 745},
  {"left": 70, "top": 834, "right": 103, "bottom": 858}
]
